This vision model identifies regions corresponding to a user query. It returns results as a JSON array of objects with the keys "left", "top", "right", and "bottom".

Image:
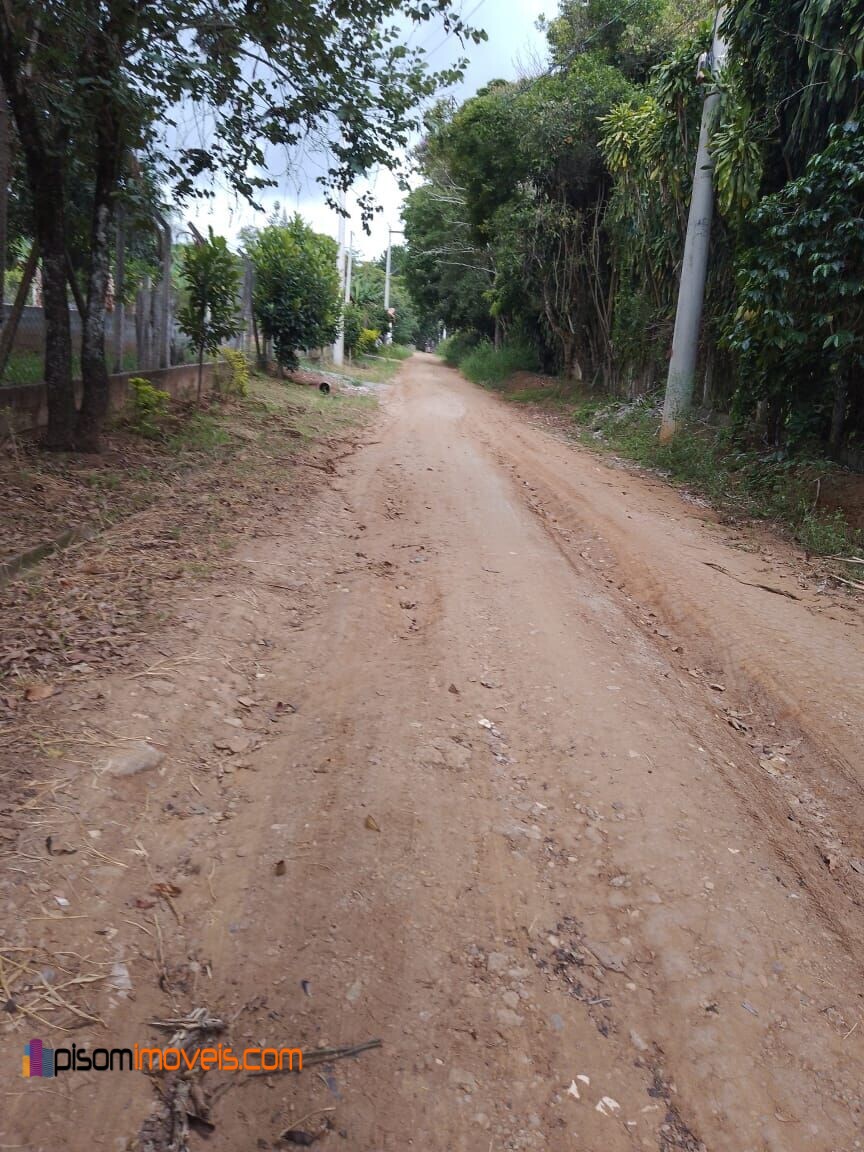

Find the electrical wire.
[{"left": 423, "top": 0, "right": 489, "bottom": 60}]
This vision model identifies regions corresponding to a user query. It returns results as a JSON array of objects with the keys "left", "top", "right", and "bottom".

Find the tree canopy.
[
  {"left": 0, "top": 0, "right": 485, "bottom": 447},
  {"left": 402, "top": 0, "right": 864, "bottom": 460}
]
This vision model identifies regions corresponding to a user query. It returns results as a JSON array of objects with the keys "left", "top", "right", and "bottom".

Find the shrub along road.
[{"left": 2, "top": 353, "right": 863, "bottom": 1151}]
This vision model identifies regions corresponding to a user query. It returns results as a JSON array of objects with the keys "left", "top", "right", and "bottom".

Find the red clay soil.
[{"left": 1, "top": 353, "right": 863, "bottom": 1152}]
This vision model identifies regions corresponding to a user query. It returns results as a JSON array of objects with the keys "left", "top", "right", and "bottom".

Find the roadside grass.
[
  {"left": 437, "top": 331, "right": 482, "bottom": 367},
  {"left": 299, "top": 347, "right": 412, "bottom": 386},
  {"left": 563, "top": 394, "right": 864, "bottom": 558},
  {"left": 373, "top": 343, "right": 414, "bottom": 361},
  {"left": 457, "top": 340, "right": 540, "bottom": 389},
  {"left": 252, "top": 372, "right": 377, "bottom": 442},
  {"left": 507, "top": 381, "right": 580, "bottom": 405}
]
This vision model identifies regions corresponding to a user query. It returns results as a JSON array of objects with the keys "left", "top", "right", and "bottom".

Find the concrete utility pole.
[
  {"left": 345, "top": 231, "right": 353, "bottom": 304},
  {"left": 384, "top": 232, "right": 392, "bottom": 312},
  {"left": 384, "top": 227, "right": 403, "bottom": 344},
  {"left": 332, "top": 191, "right": 347, "bottom": 367},
  {"left": 659, "top": 6, "right": 727, "bottom": 443}
]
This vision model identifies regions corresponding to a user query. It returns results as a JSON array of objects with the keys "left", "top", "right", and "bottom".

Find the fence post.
[{"left": 136, "top": 277, "right": 151, "bottom": 369}]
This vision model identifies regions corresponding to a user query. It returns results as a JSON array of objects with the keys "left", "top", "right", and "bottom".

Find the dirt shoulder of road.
[
  {"left": 0, "top": 374, "right": 376, "bottom": 781},
  {"left": 0, "top": 374, "right": 376, "bottom": 681},
  {"left": 0, "top": 371, "right": 383, "bottom": 1150},
  {"left": 495, "top": 371, "right": 864, "bottom": 552}
]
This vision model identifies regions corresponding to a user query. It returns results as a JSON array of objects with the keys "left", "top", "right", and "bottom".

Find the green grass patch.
[
  {"left": 166, "top": 411, "right": 233, "bottom": 454},
  {"left": 459, "top": 339, "right": 540, "bottom": 389},
  {"left": 508, "top": 381, "right": 580, "bottom": 405},
  {"left": 374, "top": 343, "right": 414, "bottom": 361},
  {"left": 1, "top": 351, "right": 48, "bottom": 385},
  {"left": 249, "top": 372, "right": 377, "bottom": 442},
  {"left": 299, "top": 352, "right": 408, "bottom": 386},
  {"left": 0, "top": 349, "right": 140, "bottom": 387},
  {"left": 437, "top": 331, "right": 482, "bottom": 367},
  {"left": 565, "top": 394, "right": 863, "bottom": 557}
]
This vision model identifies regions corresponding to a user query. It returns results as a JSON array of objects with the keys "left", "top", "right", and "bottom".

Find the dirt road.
[{"left": 3, "top": 353, "right": 864, "bottom": 1151}]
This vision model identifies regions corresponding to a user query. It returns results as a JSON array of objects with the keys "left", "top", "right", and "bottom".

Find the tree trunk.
[
  {"left": 0, "top": 81, "right": 10, "bottom": 310},
  {"left": 112, "top": 204, "right": 125, "bottom": 372},
  {"left": 197, "top": 344, "right": 204, "bottom": 405},
  {"left": 829, "top": 372, "right": 848, "bottom": 453},
  {"left": 0, "top": 32, "right": 76, "bottom": 446},
  {"left": 38, "top": 200, "right": 77, "bottom": 448},
  {"left": 77, "top": 79, "right": 122, "bottom": 451},
  {"left": 252, "top": 309, "right": 262, "bottom": 367},
  {"left": 76, "top": 195, "right": 113, "bottom": 450}
]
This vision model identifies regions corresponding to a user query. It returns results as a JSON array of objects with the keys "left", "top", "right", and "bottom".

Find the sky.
[{"left": 185, "top": 0, "right": 553, "bottom": 263}]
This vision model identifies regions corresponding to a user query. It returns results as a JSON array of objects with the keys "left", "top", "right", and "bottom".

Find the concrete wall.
[{"left": 0, "top": 363, "right": 215, "bottom": 437}]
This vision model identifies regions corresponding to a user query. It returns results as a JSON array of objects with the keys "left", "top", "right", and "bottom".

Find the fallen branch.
[{"left": 832, "top": 575, "right": 864, "bottom": 592}]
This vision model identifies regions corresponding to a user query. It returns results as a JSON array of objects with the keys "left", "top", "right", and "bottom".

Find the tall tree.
[{"left": 0, "top": 6, "right": 78, "bottom": 446}]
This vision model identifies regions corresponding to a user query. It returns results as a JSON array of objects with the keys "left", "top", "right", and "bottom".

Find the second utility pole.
[
  {"left": 659, "top": 6, "right": 727, "bottom": 442},
  {"left": 383, "top": 227, "right": 403, "bottom": 345}
]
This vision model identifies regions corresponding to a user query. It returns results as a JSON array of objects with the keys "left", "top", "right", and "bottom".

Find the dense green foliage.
[
  {"left": 726, "top": 125, "right": 864, "bottom": 453},
  {"left": 344, "top": 251, "right": 419, "bottom": 354},
  {"left": 438, "top": 335, "right": 539, "bottom": 387},
  {"left": 249, "top": 217, "right": 342, "bottom": 369},
  {"left": 404, "top": 0, "right": 864, "bottom": 463}
]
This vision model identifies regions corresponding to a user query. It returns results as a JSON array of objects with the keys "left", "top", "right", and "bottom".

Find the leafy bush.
[
  {"left": 459, "top": 339, "right": 540, "bottom": 388},
  {"left": 437, "top": 330, "right": 482, "bottom": 366},
  {"left": 127, "top": 377, "right": 170, "bottom": 440},
  {"left": 251, "top": 217, "right": 341, "bottom": 369},
  {"left": 357, "top": 328, "right": 380, "bottom": 355},
  {"left": 217, "top": 347, "right": 250, "bottom": 397},
  {"left": 725, "top": 123, "right": 864, "bottom": 451},
  {"left": 343, "top": 303, "right": 364, "bottom": 357},
  {"left": 176, "top": 231, "right": 242, "bottom": 403}
]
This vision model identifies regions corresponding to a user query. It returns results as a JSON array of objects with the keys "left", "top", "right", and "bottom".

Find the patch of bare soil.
[
  {"left": 1, "top": 399, "right": 237, "bottom": 568},
  {"left": 0, "top": 377, "right": 374, "bottom": 781}
]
